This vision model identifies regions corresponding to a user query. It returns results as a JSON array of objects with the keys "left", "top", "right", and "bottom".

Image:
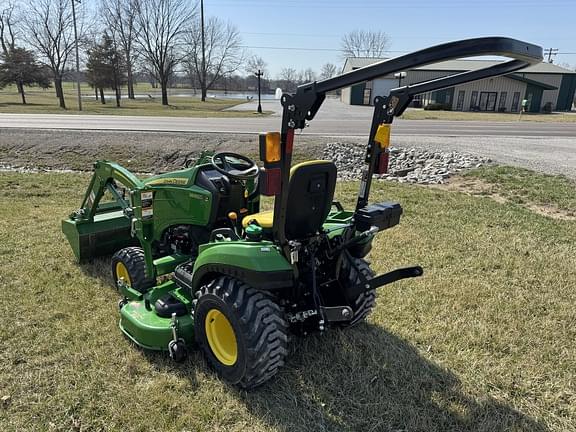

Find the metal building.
[{"left": 340, "top": 58, "right": 576, "bottom": 112}]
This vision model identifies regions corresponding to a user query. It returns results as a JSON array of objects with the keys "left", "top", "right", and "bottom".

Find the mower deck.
[{"left": 119, "top": 301, "right": 194, "bottom": 351}]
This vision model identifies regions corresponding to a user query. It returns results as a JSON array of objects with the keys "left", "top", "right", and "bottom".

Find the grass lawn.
[
  {"left": 401, "top": 109, "right": 576, "bottom": 122},
  {"left": 0, "top": 168, "right": 575, "bottom": 431},
  {"left": 0, "top": 83, "right": 268, "bottom": 117}
]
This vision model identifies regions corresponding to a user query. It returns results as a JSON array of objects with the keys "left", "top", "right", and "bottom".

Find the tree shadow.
[{"left": 235, "top": 325, "right": 548, "bottom": 432}]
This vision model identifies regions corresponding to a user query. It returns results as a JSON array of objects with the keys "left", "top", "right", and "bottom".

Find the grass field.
[
  {"left": 0, "top": 168, "right": 575, "bottom": 431},
  {"left": 0, "top": 83, "right": 268, "bottom": 117},
  {"left": 401, "top": 109, "right": 576, "bottom": 122}
]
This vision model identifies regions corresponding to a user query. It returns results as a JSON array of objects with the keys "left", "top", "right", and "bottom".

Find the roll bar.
[{"left": 272, "top": 37, "right": 543, "bottom": 249}]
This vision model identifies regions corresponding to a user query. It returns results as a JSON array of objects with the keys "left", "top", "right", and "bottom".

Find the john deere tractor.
[{"left": 63, "top": 37, "right": 542, "bottom": 388}]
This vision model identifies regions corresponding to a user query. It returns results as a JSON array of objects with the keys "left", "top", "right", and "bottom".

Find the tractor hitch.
[{"left": 364, "top": 266, "right": 424, "bottom": 292}]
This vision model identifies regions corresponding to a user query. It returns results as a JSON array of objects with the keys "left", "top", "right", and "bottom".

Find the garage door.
[{"left": 372, "top": 79, "right": 399, "bottom": 100}]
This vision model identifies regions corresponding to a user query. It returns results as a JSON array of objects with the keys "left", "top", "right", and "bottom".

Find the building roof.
[
  {"left": 508, "top": 74, "right": 558, "bottom": 90},
  {"left": 343, "top": 57, "right": 576, "bottom": 75}
]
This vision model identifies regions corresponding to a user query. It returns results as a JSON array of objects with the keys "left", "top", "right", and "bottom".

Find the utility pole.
[
  {"left": 255, "top": 69, "right": 263, "bottom": 113},
  {"left": 394, "top": 71, "right": 407, "bottom": 87},
  {"left": 71, "top": 0, "right": 82, "bottom": 111},
  {"left": 544, "top": 48, "right": 559, "bottom": 63},
  {"left": 200, "top": 0, "right": 206, "bottom": 101}
]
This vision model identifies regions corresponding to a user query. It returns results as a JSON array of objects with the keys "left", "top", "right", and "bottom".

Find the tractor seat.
[
  {"left": 242, "top": 160, "right": 337, "bottom": 238},
  {"left": 242, "top": 210, "right": 273, "bottom": 229}
]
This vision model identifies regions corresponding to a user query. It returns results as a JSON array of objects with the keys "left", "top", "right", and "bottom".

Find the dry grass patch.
[
  {"left": 0, "top": 84, "right": 268, "bottom": 117},
  {"left": 0, "top": 170, "right": 575, "bottom": 431}
]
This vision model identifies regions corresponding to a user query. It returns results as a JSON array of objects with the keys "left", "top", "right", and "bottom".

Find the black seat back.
[{"left": 285, "top": 161, "right": 337, "bottom": 239}]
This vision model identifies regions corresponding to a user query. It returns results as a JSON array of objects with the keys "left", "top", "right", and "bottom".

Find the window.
[
  {"left": 363, "top": 81, "right": 373, "bottom": 105},
  {"left": 470, "top": 91, "right": 479, "bottom": 110},
  {"left": 498, "top": 92, "right": 507, "bottom": 111},
  {"left": 479, "top": 92, "right": 498, "bottom": 111},
  {"left": 456, "top": 90, "right": 465, "bottom": 110},
  {"left": 511, "top": 92, "right": 521, "bottom": 112}
]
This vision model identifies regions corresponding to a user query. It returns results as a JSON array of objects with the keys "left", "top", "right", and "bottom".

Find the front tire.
[
  {"left": 194, "top": 276, "right": 289, "bottom": 389},
  {"left": 111, "top": 247, "right": 156, "bottom": 293}
]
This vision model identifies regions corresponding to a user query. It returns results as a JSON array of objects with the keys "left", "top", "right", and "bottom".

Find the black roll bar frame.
[{"left": 272, "top": 37, "right": 543, "bottom": 250}]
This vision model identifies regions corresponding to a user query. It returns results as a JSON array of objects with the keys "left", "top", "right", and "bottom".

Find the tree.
[
  {"left": 319, "top": 62, "right": 337, "bottom": 80},
  {"left": 135, "top": 0, "right": 194, "bottom": 106},
  {"left": 278, "top": 67, "right": 297, "bottom": 92},
  {"left": 245, "top": 55, "right": 267, "bottom": 76},
  {"left": 24, "top": 0, "right": 84, "bottom": 109},
  {"left": 300, "top": 67, "right": 316, "bottom": 83},
  {"left": 86, "top": 34, "right": 127, "bottom": 107},
  {"left": 341, "top": 29, "right": 390, "bottom": 58},
  {"left": 0, "top": 2, "right": 17, "bottom": 56},
  {"left": 244, "top": 54, "right": 267, "bottom": 90},
  {"left": 102, "top": 0, "right": 139, "bottom": 99},
  {"left": 0, "top": 48, "right": 51, "bottom": 104},
  {"left": 185, "top": 16, "right": 244, "bottom": 101}
]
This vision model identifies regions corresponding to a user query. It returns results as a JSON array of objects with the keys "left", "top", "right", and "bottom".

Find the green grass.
[
  {"left": 0, "top": 170, "right": 575, "bottom": 431},
  {"left": 0, "top": 83, "right": 269, "bottom": 117},
  {"left": 466, "top": 165, "right": 576, "bottom": 213},
  {"left": 401, "top": 109, "right": 576, "bottom": 122}
]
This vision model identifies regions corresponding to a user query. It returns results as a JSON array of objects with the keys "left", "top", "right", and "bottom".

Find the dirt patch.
[
  {"left": 0, "top": 128, "right": 336, "bottom": 173},
  {"left": 434, "top": 175, "right": 576, "bottom": 221}
]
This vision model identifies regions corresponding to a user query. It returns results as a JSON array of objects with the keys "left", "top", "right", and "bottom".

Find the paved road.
[{"left": 1, "top": 98, "right": 575, "bottom": 138}]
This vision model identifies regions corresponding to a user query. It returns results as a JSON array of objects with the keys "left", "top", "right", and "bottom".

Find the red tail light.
[
  {"left": 375, "top": 150, "right": 389, "bottom": 174},
  {"left": 259, "top": 167, "right": 281, "bottom": 196}
]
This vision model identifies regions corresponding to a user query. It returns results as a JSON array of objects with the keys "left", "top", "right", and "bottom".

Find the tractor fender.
[{"left": 191, "top": 241, "right": 293, "bottom": 291}]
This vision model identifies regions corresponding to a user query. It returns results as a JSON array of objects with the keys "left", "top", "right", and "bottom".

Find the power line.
[
  {"left": 240, "top": 45, "right": 407, "bottom": 53},
  {"left": 240, "top": 45, "right": 576, "bottom": 57},
  {"left": 211, "top": 0, "right": 576, "bottom": 9}
]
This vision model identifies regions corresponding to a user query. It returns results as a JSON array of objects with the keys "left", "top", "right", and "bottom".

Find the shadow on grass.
[
  {"left": 79, "top": 260, "right": 547, "bottom": 432},
  {"left": 239, "top": 326, "right": 548, "bottom": 432}
]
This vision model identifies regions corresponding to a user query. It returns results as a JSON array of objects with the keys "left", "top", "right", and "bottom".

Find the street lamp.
[
  {"left": 255, "top": 69, "right": 263, "bottom": 114},
  {"left": 71, "top": 0, "right": 82, "bottom": 111},
  {"left": 394, "top": 71, "right": 407, "bottom": 87}
]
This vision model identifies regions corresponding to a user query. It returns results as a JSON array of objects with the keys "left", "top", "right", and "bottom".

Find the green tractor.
[{"left": 62, "top": 37, "right": 542, "bottom": 388}]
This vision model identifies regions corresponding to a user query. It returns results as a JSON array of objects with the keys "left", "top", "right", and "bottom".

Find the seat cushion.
[{"left": 242, "top": 210, "right": 273, "bottom": 228}]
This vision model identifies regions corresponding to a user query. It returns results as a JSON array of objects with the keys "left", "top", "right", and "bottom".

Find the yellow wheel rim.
[
  {"left": 205, "top": 309, "right": 238, "bottom": 366},
  {"left": 115, "top": 262, "right": 131, "bottom": 285}
]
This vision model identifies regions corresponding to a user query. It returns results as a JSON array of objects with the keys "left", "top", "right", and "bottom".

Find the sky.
[{"left": 203, "top": 0, "right": 576, "bottom": 77}]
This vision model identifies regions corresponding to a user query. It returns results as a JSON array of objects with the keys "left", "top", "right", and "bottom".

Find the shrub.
[{"left": 424, "top": 102, "right": 452, "bottom": 111}]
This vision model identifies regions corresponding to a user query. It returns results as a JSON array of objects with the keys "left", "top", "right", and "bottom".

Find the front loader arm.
[{"left": 77, "top": 160, "right": 144, "bottom": 221}]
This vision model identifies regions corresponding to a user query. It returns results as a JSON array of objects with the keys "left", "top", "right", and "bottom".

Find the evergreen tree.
[
  {"left": 86, "top": 34, "right": 127, "bottom": 107},
  {"left": 0, "top": 47, "right": 51, "bottom": 104}
]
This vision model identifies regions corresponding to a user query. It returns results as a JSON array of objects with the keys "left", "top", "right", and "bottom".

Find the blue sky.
[{"left": 205, "top": 0, "right": 576, "bottom": 77}]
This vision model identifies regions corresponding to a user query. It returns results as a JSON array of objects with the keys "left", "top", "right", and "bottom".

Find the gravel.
[{"left": 323, "top": 142, "right": 491, "bottom": 184}]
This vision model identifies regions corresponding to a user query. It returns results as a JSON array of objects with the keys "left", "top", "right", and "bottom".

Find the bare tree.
[
  {"left": 102, "top": 0, "right": 139, "bottom": 99},
  {"left": 24, "top": 0, "right": 84, "bottom": 109},
  {"left": 185, "top": 16, "right": 244, "bottom": 101},
  {"left": 279, "top": 67, "right": 297, "bottom": 82},
  {"left": 341, "top": 29, "right": 390, "bottom": 58},
  {"left": 300, "top": 67, "right": 316, "bottom": 83},
  {"left": 244, "top": 54, "right": 267, "bottom": 90},
  {"left": 245, "top": 55, "right": 267, "bottom": 76},
  {"left": 135, "top": 0, "right": 194, "bottom": 106},
  {"left": 0, "top": 1, "right": 18, "bottom": 55},
  {"left": 278, "top": 67, "right": 297, "bottom": 92},
  {"left": 319, "top": 62, "right": 337, "bottom": 80}
]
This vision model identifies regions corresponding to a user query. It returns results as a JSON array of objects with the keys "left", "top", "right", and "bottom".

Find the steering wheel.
[{"left": 210, "top": 152, "right": 259, "bottom": 181}]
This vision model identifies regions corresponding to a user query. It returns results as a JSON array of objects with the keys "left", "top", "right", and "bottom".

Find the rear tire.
[
  {"left": 194, "top": 276, "right": 289, "bottom": 389},
  {"left": 340, "top": 258, "right": 376, "bottom": 327},
  {"left": 111, "top": 247, "right": 156, "bottom": 293}
]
